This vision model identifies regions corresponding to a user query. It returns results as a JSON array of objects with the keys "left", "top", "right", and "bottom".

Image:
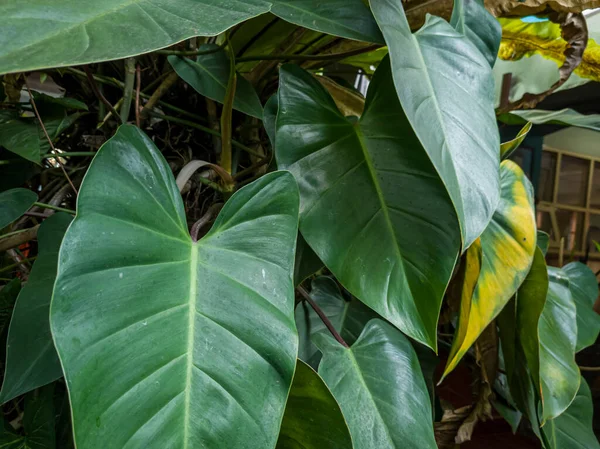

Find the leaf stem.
[
  {"left": 297, "top": 286, "right": 349, "bottom": 348},
  {"left": 120, "top": 57, "right": 136, "bottom": 122},
  {"left": 33, "top": 202, "right": 76, "bottom": 215},
  {"left": 42, "top": 152, "right": 97, "bottom": 159},
  {"left": 220, "top": 36, "right": 236, "bottom": 175},
  {"left": 236, "top": 44, "right": 381, "bottom": 62},
  {"left": 155, "top": 43, "right": 226, "bottom": 56},
  {"left": 0, "top": 256, "right": 38, "bottom": 274},
  {"left": 83, "top": 66, "right": 123, "bottom": 125}
]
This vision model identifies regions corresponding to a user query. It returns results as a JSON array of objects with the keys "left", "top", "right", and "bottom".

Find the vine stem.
[
  {"left": 120, "top": 57, "right": 136, "bottom": 122},
  {"left": 83, "top": 66, "right": 123, "bottom": 125},
  {"left": 33, "top": 202, "right": 76, "bottom": 215},
  {"left": 297, "top": 286, "right": 349, "bottom": 348},
  {"left": 236, "top": 44, "right": 381, "bottom": 62}
]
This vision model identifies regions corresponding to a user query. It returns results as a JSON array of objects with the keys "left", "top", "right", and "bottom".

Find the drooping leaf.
[
  {"left": 0, "top": 0, "right": 383, "bottom": 75},
  {"left": 450, "top": 0, "right": 501, "bottom": 67},
  {"left": 276, "top": 57, "right": 461, "bottom": 349},
  {"left": 32, "top": 93, "right": 88, "bottom": 111},
  {"left": 486, "top": 0, "right": 600, "bottom": 16},
  {"left": 542, "top": 377, "right": 600, "bottom": 449},
  {"left": 0, "top": 188, "right": 37, "bottom": 230},
  {"left": 499, "top": 16, "right": 600, "bottom": 83},
  {"left": 0, "top": 279, "right": 20, "bottom": 337},
  {"left": 51, "top": 125, "right": 300, "bottom": 449},
  {"left": 264, "top": 95, "right": 278, "bottom": 147},
  {"left": 293, "top": 234, "right": 323, "bottom": 286},
  {"left": 498, "top": 108, "right": 600, "bottom": 132},
  {"left": 295, "top": 276, "right": 376, "bottom": 368},
  {"left": 501, "top": 122, "right": 532, "bottom": 160},
  {"left": 538, "top": 267, "right": 580, "bottom": 422},
  {"left": 371, "top": 0, "right": 500, "bottom": 250},
  {"left": 0, "top": 212, "right": 72, "bottom": 404},
  {"left": 537, "top": 230, "right": 550, "bottom": 255},
  {"left": 562, "top": 262, "right": 600, "bottom": 352},
  {"left": 276, "top": 359, "right": 352, "bottom": 449},
  {"left": 443, "top": 160, "right": 536, "bottom": 378},
  {"left": 314, "top": 319, "right": 437, "bottom": 449},
  {"left": 492, "top": 373, "right": 522, "bottom": 434},
  {"left": 168, "top": 46, "right": 263, "bottom": 119}
]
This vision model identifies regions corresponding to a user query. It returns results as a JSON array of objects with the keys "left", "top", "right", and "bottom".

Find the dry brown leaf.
[
  {"left": 485, "top": 0, "right": 600, "bottom": 16},
  {"left": 316, "top": 75, "right": 365, "bottom": 118}
]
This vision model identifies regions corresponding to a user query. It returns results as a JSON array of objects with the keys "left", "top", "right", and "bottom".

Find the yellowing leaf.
[
  {"left": 500, "top": 122, "right": 532, "bottom": 160},
  {"left": 442, "top": 160, "right": 536, "bottom": 379}
]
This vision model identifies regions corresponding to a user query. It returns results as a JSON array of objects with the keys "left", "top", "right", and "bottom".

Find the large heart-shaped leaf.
[
  {"left": 276, "top": 359, "right": 352, "bottom": 449},
  {"left": 0, "top": 213, "right": 72, "bottom": 404},
  {"left": 168, "top": 46, "right": 263, "bottom": 119},
  {"left": 0, "top": 0, "right": 382, "bottom": 75},
  {"left": 443, "top": 160, "right": 536, "bottom": 378},
  {"left": 0, "top": 188, "right": 37, "bottom": 230},
  {"left": 542, "top": 377, "right": 600, "bottom": 449},
  {"left": 371, "top": 0, "right": 500, "bottom": 250},
  {"left": 538, "top": 267, "right": 579, "bottom": 423},
  {"left": 314, "top": 319, "right": 437, "bottom": 449},
  {"left": 295, "top": 276, "right": 375, "bottom": 368},
  {"left": 276, "top": 57, "right": 461, "bottom": 349},
  {"left": 562, "top": 262, "right": 600, "bottom": 352},
  {"left": 51, "top": 125, "right": 300, "bottom": 449},
  {"left": 450, "top": 0, "right": 501, "bottom": 67}
]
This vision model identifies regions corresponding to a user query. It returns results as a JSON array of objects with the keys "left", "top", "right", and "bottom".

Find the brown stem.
[
  {"left": 190, "top": 203, "right": 223, "bottom": 242},
  {"left": 297, "top": 286, "right": 349, "bottom": 348},
  {"left": 135, "top": 64, "right": 142, "bottom": 127},
  {"left": 140, "top": 71, "right": 179, "bottom": 121},
  {"left": 0, "top": 225, "right": 40, "bottom": 252},
  {"left": 83, "top": 66, "right": 123, "bottom": 124}
]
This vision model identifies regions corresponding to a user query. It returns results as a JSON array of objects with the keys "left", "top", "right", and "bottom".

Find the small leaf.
[
  {"left": 537, "top": 230, "right": 550, "bottom": 255},
  {"left": 295, "top": 276, "right": 375, "bottom": 368},
  {"left": 562, "top": 262, "right": 600, "bottom": 352},
  {"left": 450, "top": 0, "right": 501, "bottom": 67},
  {"left": 443, "top": 160, "right": 536, "bottom": 378},
  {"left": 51, "top": 125, "right": 300, "bottom": 449},
  {"left": 500, "top": 122, "right": 532, "bottom": 160},
  {"left": 0, "top": 188, "right": 37, "bottom": 230},
  {"left": 277, "top": 57, "right": 461, "bottom": 349},
  {"left": 498, "top": 108, "right": 600, "bottom": 131},
  {"left": 293, "top": 234, "right": 323, "bottom": 287},
  {"left": 276, "top": 359, "right": 352, "bottom": 449},
  {"left": 263, "top": 95, "right": 278, "bottom": 147},
  {"left": 315, "top": 319, "right": 437, "bottom": 449},
  {"left": 169, "top": 47, "right": 263, "bottom": 119},
  {"left": 371, "top": 0, "right": 500, "bottom": 250},
  {"left": 0, "top": 212, "right": 72, "bottom": 404},
  {"left": 541, "top": 377, "right": 600, "bottom": 449}
]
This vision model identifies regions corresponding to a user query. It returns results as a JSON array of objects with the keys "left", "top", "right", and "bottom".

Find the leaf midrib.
[{"left": 183, "top": 242, "right": 198, "bottom": 449}]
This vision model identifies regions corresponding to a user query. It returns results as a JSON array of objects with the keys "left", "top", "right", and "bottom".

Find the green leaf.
[
  {"left": 33, "top": 93, "right": 88, "bottom": 111},
  {"left": 0, "top": 279, "right": 20, "bottom": 337},
  {"left": 276, "top": 57, "right": 461, "bottom": 349},
  {"left": 450, "top": 0, "right": 501, "bottom": 67},
  {"left": 443, "top": 160, "right": 536, "bottom": 378},
  {"left": 498, "top": 108, "right": 600, "bottom": 132},
  {"left": 542, "top": 377, "right": 600, "bottom": 449},
  {"left": 501, "top": 122, "right": 532, "bottom": 160},
  {"left": 295, "top": 276, "right": 375, "bottom": 368},
  {"left": 168, "top": 46, "right": 263, "bottom": 119},
  {"left": 562, "top": 262, "right": 600, "bottom": 352},
  {"left": 0, "top": 1, "right": 382, "bottom": 75},
  {"left": 0, "top": 213, "right": 72, "bottom": 404},
  {"left": 0, "top": 188, "right": 37, "bottom": 230},
  {"left": 276, "top": 359, "right": 353, "bottom": 449},
  {"left": 51, "top": 125, "right": 300, "bottom": 449},
  {"left": 264, "top": 95, "right": 279, "bottom": 147},
  {"left": 371, "top": 0, "right": 500, "bottom": 250},
  {"left": 539, "top": 267, "right": 580, "bottom": 423},
  {"left": 293, "top": 234, "right": 323, "bottom": 287},
  {"left": 314, "top": 319, "right": 437, "bottom": 449},
  {"left": 537, "top": 230, "right": 549, "bottom": 255}
]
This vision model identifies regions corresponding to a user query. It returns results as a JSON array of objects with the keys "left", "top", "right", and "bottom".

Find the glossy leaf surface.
[
  {"left": 0, "top": 188, "right": 37, "bottom": 230},
  {"left": 0, "top": 0, "right": 382, "bottom": 75},
  {"left": 0, "top": 213, "right": 72, "bottom": 404},
  {"left": 276, "top": 58, "right": 461, "bottom": 349},
  {"left": 315, "top": 319, "right": 436, "bottom": 449},
  {"left": 450, "top": 0, "right": 501, "bottom": 67},
  {"left": 542, "top": 378, "right": 600, "bottom": 449},
  {"left": 51, "top": 125, "right": 300, "bottom": 449},
  {"left": 371, "top": 0, "right": 500, "bottom": 250},
  {"left": 169, "top": 47, "right": 263, "bottom": 119},
  {"left": 538, "top": 267, "right": 580, "bottom": 422},
  {"left": 276, "top": 359, "right": 352, "bottom": 449},
  {"left": 444, "top": 161, "right": 536, "bottom": 377},
  {"left": 562, "top": 262, "right": 600, "bottom": 352},
  {"left": 295, "top": 276, "right": 375, "bottom": 368}
]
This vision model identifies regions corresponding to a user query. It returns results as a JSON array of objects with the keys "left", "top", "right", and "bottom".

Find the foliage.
[{"left": 0, "top": 0, "right": 599, "bottom": 448}]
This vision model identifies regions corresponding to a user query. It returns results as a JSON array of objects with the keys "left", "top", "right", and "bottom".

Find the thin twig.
[
  {"left": 24, "top": 80, "right": 79, "bottom": 194},
  {"left": 0, "top": 257, "right": 38, "bottom": 274},
  {"left": 579, "top": 365, "right": 600, "bottom": 371},
  {"left": 135, "top": 64, "right": 142, "bottom": 127},
  {"left": 140, "top": 71, "right": 179, "bottom": 121},
  {"left": 237, "top": 44, "right": 381, "bottom": 62},
  {"left": 297, "top": 286, "right": 349, "bottom": 348},
  {"left": 0, "top": 225, "right": 39, "bottom": 252},
  {"left": 120, "top": 57, "right": 136, "bottom": 122},
  {"left": 83, "top": 66, "right": 123, "bottom": 125},
  {"left": 33, "top": 202, "right": 75, "bottom": 214},
  {"left": 155, "top": 43, "right": 226, "bottom": 56},
  {"left": 220, "top": 36, "right": 236, "bottom": 175}
]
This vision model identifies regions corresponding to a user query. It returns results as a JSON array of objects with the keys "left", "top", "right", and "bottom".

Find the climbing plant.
[{"left": 0, "top": 0, "right": 599, "bottom": 448}]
